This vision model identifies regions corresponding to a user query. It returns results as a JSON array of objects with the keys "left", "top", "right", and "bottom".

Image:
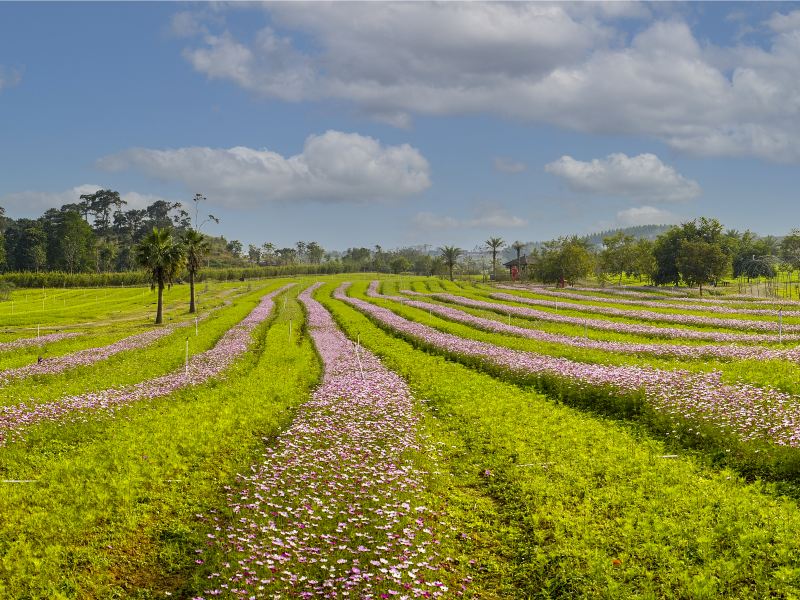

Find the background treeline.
[
  {"left": 3, "top": 190, "right": 799, "bottom": 296},
  {"left": 0, "top": 190, "right": 451, "bottom": 286},
  {"left": 476, "top": 218, "right": 800, "bottom": 296}
]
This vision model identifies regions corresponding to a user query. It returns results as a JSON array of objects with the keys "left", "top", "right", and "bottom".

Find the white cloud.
[
  {"left": 765, "top": 10, "right": 800, "bottom": 33},
  {"left": 0, "top": 185, "right": 166, "bottom": 217},
  {"left": 493, "top": 157, "right": 527, "bottom": 174},
  {"left": 97, "top": 130, "right": 431, "bottom": 206},
  {"left": 616, "top": 205, "right": 678, "bottom": 226},
  {"left": 178, "top": 5, "right": 800, "bottom": 162},
  {"left": 545, "top": 153, "right": 701, "bottom": 202},
  {"left": 170, "top": 11, "right": 209, "bottom": 38},
  {"left": 0, "top": 184, "right": 104, "bottom": 216},
  {"left": 414, "top": 205, "right": 527, "bottom": 231},
  {"left": 0, "top": 66, "right": 22, "bottom": 91}
]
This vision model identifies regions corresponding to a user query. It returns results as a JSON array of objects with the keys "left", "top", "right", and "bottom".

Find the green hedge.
[{"left": 0, "top": 262, "right": 348, "bottom": 288}]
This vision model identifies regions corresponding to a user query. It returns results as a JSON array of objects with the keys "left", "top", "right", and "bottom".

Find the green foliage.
[
  {"left": 676, "top": 239, "right": 729, "bottom": 294},
  {"left": 319, "top": 283, "right": 800, "bottom": 598},
  {"left": 0, "top": 289, "right": 320, "bottom": 598},
  {"left": 600, "top": 232, "right": 637, "bottom": 284},
  {"left": 439, "top": 245, "right": 463, "bottom": 280},
  {"left": 389, "top": 255, "right": 412, "bottom": 274},
  {"left": 485, "top": 237, "right": 505, "bottom": 276},
  {"left": 537, "top": 236, "right": 594, "bottom": 284},
  {"left": 653, "top": 217, "right": 731, "bottom": 287},
  {"left": 135, "top": 228, "right": 187, "bottom": 324}
]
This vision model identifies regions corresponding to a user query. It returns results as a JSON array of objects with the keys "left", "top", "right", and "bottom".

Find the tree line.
[{"left": 442, "top": 217, "right": 800, "bottom": 296}]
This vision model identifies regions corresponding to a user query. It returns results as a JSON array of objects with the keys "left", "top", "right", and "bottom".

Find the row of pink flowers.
[
  {"left": 498, "top": 285, "right": 800, "bottom": 317},
  {"left": 488, "top": 291, "right": 800, "bottom": 333},
  {"left": 194, "top": 283, "right": 452, "bottom": 599},
  {"left": 567, "top": 285, "right": 800, "bottom": 306},
  {"left": 365, "top": 283, "right": 800, "bottom": 362},
  {"left": 407, "top": 290, "right": 800, "bottom": 343},
  {"left": 339, "top": 283, "right": 800, "bottom": 449},
  {"left": 0, "top": 285, "right": 294, "bottom": 445},
  {"left": 0, "top": 331, "right": 82, "bottom": 352}
]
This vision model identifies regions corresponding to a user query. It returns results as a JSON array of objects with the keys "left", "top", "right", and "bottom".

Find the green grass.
[
  {"left": 0, "top": 286, "right": 320, "bottom": 599},
  {"left": 318, "top": 282, "right": 800, "bottom": 599},
  {"left": 0, "top": 280, "right": 246, "bottom": 335},
  {"left": 0, "top": 281, "right": 285, "bottom": 408},
  {"left": 354, "top": 281, "right": 800, "bottom": 395}
]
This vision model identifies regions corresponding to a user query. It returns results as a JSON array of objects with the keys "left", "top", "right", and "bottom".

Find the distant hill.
[
  {"left": 500, "top": 224, "right": 671, "bottom": 260},
  {"left": 581, "top": 224, "right": 671, "bottom": 247}
]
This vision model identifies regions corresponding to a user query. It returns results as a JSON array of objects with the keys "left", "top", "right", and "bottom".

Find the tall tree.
[
  {"left": 135, "top": 228, "right": 186, "bottom": 325},
  {"left": 600, "top": 232, "right": 637, "bottom": 285},
  {"left": 247, "top": 244, "right": 261, "bottom": 264},
  {"left": 676, "top": 239, "right": 728, "bottom": 296},
  {"left": 226, "top": 240, "right": 243, "bottom": 257},
  {"left": 261, "top": 242, "right": 276, "bottom": 265},
  {"left": 439, "top": 245, "right": 463, "bottom": 280},
  {"left": 511, "top": 241, "right": 525, "bottom": 265},
  {"left": 781, "top": 230, "right": 800, "bottom": 271},
  {"left": 184, "top": 229, "right": 210, "bottom": 314},
  {"left": 539, "top": 236, "right": 594, "bottom": 285},
  {"left": 306, "top": 241, "right": 325, "bottom": 264},
  {"left": 653, "top": 218, "right": 729, "bottom": 286},
  {"left": 485, "top": 237, "right": 505, "bottom": 278}
]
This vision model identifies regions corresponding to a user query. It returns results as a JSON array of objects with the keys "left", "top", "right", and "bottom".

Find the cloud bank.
[
  {"left": 545, "top": 153, "right": 701, "bottom": 203},
  {"left": 179, "top": 4, "right": 800, "bottom": 162},
  {"left": 98, "top": 131, "right": 431, "bottom": 206}
]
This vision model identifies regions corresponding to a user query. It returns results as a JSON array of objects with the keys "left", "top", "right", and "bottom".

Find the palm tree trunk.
[
  {"left": 189, "top": 269, "right": 196, "bottom": 314},
  {"left": 156, "top": 279, "right": 164, "bottom": 324},
  {"left": 449, "top": 264, "right": 454, "bottom": 280}
]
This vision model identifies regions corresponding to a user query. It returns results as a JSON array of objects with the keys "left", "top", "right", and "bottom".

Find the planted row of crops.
[
  {"left": 341, "top": 280, "right": 800, "bottom": 480},
  {"left": 6, "top": 276, "right": 800, "bottom": 598},
  {"left": 0, "top": 283, "right": 321, "bottom": 598},
  {"left": 316, "top": 281, "right": 800, "bottom": 598}
]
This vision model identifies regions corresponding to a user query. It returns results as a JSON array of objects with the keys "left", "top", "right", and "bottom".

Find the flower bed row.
[
  {"left": 489, "top": 291, "right": 799, "bottom": 333},
  {"left": 499, "top": 285, "right": 800, "bottom": 317},
  {"left": 567, "top": 285, "right": 800, "bottom": 305},
  {"left": 0, "top": 331, "right": 83, "bottom": 352},
  {"left": 0, "top": 285, "right": 294, "bottom": 445},
  {"left": 194, "top": 283, "right": 451, "bottom": 599},
  {"left": 0, "top": 311, "right": 216, "bottom": 387},
  {"left": 410, "top": 291, "right": 800, "bottom": 343},
  {"left": 365, "top": 283, "right": 800, "bottom": 363},
  {"left": 337, "top": 283, "right": 800, "bottom": 478}
]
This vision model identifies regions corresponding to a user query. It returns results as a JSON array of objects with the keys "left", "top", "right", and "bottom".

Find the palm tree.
[
  {"left": 135, "top": 227, "right": 186, "bottom": 325},
  {"left": 512, "top": 241, "right": 525, "bottom": 264},
  {"left": 184, "top": 229, "right": 210, "bottom": 314},
  {"left": 485, "top": 237, "right": 505, "bottom": 278},
  {"left": 439, "top": 245, "right": 463, "bottom": 281}
]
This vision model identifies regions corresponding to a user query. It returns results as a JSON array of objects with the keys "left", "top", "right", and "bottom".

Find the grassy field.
[{"left": 3, "top": 275, "right": 800, "bottom": 598}]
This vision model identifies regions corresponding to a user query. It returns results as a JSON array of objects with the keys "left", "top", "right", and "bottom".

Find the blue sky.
[{"left": 2, "top": 2, "right": 800, "bottom": 252}]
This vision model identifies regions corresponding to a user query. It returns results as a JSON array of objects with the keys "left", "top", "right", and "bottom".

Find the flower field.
[{"left": 5, "top": 276, "right": 800, "bottom": 598}]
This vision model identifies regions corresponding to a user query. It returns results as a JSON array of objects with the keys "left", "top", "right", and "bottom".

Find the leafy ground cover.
[
  {"left": 0, "top": 284, "right": 319, "bottom": 599},
  {"left": 0, "top": 283, "right": 294, "bottom": 445},
  {"left": 337, "top": 281, "right": 800, "bottom": 479},
  {"left": 364, "top": 281, "right": 800, "bottom": 395},
  {"left": 6, "top": 274, "right": 800, "bottom": 599},
  {"left": 0, "top": 282, "right": 282, "bottom": 409},
  {"left": 191, "top": 283, "right": 457, "bottom": 598},
  {"left": 421, "top": 284, "right": 800, "bottom": 342},
  {"left": 319, "top": 282, "right": 800, "bottom": 598},
  {"left": 500, "top": 284, "right": 800, "bottom": 316},
  {"left": 369, "top": 281, "right": 799, "bottom": 363}
]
